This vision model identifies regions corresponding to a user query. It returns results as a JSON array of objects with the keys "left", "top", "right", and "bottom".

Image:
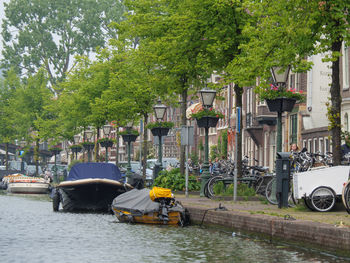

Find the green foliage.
[
  {"left": 49, "top": 146, "right": 63, "bottom": 153},
  {"left": 255, "top": 84, "right": 305, "bottom": 102},
  {"left": 1, "top": 0, "right": 125, "bottom": 87},
  {"left": 189, "top": 152, "right": 199, "bottom": 166},
  {"left": 221, "top": 130, "right": 228, "bottom": 158},
  {"left": 210, "top": 145, "right": 219, "bottom": 161},
  {"left": 118, "top": 129, "right": 139, "bottom": 136},
  {"left": 97, "top": 138, "right": 115, "bottom": 144},
  {"left": 81, "top": 141, "right": 95, "bottom": 146},
  {"left": 145, "top": 121, "right": 174, "bottom": 130},
  {"left": 213, "top": 182, "right": 256, "bottom": 197},
  {"left": 190, "top": 108, "right": 224, "bottom": 120},
  {"left": 153, "top": 168, "right": 200, "bottom": 191}
]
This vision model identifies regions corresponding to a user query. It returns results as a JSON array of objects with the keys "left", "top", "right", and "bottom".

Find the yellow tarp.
[{"left": 149, "top": 187, "right": 172, "bottom": 201}]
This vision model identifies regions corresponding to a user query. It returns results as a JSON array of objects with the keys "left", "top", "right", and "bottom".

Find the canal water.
[{"left": 0, "top": 193, "right": 348, "bottom": 263}]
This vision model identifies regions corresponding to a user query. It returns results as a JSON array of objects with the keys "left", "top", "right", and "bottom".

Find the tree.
[
  {"left": 0, "top": 69, "right": 21, "bottom": 169},
  {"left": 117, "top": 0, "right": 250, "bottom": 175},
  {"left": 235, "top": 0, "right": 350, "bottom": 165},
  {"left": 1, "top": 0, "right": 126, "bottom": 91},
  {"left": 9, "top": 69, "right": 53, "bottom": 175},
  {"left": 97, "top": 43, "right": 165, "bottom": 177}
]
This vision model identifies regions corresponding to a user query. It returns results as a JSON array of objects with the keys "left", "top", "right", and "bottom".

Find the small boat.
[
  {"left": 6, "top": 174, "right": 50, "bottom": 194},
  {"left": 52, "top": 162, "right": 133, "bottom": 212},
  {"left": 111, "top": 187, "right": 190, "bottom": 226}
]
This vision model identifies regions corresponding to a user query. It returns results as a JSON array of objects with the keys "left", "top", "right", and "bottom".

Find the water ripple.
[{"left": 0, "top": 194, "right": 346, "bottom": 263}]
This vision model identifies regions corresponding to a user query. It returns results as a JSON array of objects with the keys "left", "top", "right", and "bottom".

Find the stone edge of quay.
[{"left": 185, "top": 205, "right": 350, "bottom": 257}]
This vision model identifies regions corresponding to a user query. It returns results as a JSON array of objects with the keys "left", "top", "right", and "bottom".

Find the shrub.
[
  {"left": 213, "top": 182, "right": 256, "bottom": 197},
  {"left": 153, "top": 168, "right": 200, "bottom": 191}
]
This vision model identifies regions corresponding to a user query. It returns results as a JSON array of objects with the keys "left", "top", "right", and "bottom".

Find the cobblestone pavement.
[{"left": 175, "top": 194, "right": 350, "bottom": 228}]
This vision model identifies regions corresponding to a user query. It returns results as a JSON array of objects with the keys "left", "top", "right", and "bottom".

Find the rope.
[{"left": 200, "top": 203, "right": 228, "bottom": 227}]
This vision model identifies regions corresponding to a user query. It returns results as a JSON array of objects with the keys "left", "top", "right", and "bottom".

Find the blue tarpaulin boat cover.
[{"left": 67, "top": 162, "right": 122, "bottom": 181}]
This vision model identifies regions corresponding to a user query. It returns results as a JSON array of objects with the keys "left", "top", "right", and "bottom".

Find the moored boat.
[
  {"left": 7, "top": 175, "right": 50, "bottom": 194},
  {"left": 53, "top": 162, "right": 133, "bottom": 212},
  {"left": 111, "top": 187, "right": 190, "bottom": 226}
]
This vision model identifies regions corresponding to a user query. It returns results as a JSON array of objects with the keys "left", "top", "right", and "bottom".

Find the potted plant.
[
  {"left": 146, "top": 121, "right": 174, "bottom": 137},
  {"left": 69, "top": 144, "right": 82, "bottom": 151},
  {"left": 119, "top": 129, "right": 139, "bottom": 143},
  {"left": 49, "top": 146, "right": 63, "bottom": 155},
  {"left": 255, "top": 84, "right": 305, "bottom": 112},
  {"left": 81, "top": 141, "right": 95, "bottom": 151},
  {"left": 97, "top": 138, "right": 115, "bottom": 148},
  {"left": 190, "top": 108, "right": 224, "bottom": 128}
]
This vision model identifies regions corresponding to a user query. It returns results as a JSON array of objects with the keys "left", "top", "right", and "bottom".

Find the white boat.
[{"left": 7, "top": 175, "right": 50, "bottom": 194}]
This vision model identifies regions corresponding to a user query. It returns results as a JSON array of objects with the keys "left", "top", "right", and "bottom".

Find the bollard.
[
  {"left": 153, "top": 164, "right": 162, "bottom": 180},
  {"left": 275, "top": 152, "right": 291, "bottom": 208}
]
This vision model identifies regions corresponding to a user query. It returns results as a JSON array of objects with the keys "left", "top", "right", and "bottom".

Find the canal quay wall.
[{"left": 177, "top": 197, "right": 350, "bottom": 257}]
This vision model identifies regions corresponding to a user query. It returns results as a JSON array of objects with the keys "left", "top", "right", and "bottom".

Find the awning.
[{"left": 186, "top": 102, "right": 203, "bottom": 119}]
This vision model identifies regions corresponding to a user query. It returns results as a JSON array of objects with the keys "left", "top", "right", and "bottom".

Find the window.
[
  {"left": 325, "top": 137, "right": 329, "bottom": 153},
  {"left": 313, "top": 138, "right": 318, "bottom": 153},
  {"left": 303, "top": 140, "right": 307, "bottom": 150},
  {"left": 319, "top": 138, "right": 324, "bottom": 154},
  {"left": 345, "top": 113, "right": 349, "bottom": 132},
  {"left": 343, "top": 42, "right": 349, "bottom": 90},
  {"left": 308, "top": 139, "right": 312, "bottom": 153},
  {"left": 264, "top": 132, "right": 268, "bottom": 167},
  {"left": 289, "top": 114, "right": 298, "bottom": 144}
]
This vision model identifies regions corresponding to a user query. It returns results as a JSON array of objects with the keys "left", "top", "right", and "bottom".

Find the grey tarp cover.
[
  {"left": 112, "top": 188, "right": 184, "bottom": 215},
  {"left": 112, "top": 188, "right": 159, "bottom": 214}
]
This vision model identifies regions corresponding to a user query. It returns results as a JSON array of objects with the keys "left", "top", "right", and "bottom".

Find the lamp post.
[
  {"left": 197, "top": 88, "right": 217, "bottom": 197},
  {"left": 152, "top": 99, "right": 168, "bottom": 179},
  {"left": 268, "top": 66, "right": 293, "bottom": 209},
  {"left": 121, "top": 121, "right": 138, "bottom": 183},
  {"left": 19, "top": 138, "right": 26, "bottom": 172},
  {"left": 72, "top": 134, "right": 81, "bottom": 160},
  {"left": 269, "top": 66, "right": 291, "bottom": 153},
  {"left": 84, "top": 128, "right": 94, "bottom": 162},
  {"left": 102, "top": 122, "right": 113, "bottom": 163}
]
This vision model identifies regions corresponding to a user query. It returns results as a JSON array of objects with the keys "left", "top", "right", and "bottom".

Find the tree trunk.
[
  {"left": 234, "top": 83, "right": 243, "bottom": 177},
  {"left": 142, "top": 113, "right": 148, "bottom": 180},
  {"left": 330, "top": 39, "right": 342, "bottom": 166},
  {"left": 95, "top": 127, "right": 100, "bottom": 162},
  {"left": 180, "top": 87, "right": 188, "bottom": 175},
  {"left": 115, "top": 127, "right": 120, "bottom": 166},
  {"left": 35, "top": 139, "right": 39, "bottom": 176},
  {"left": 5, "top": 142, "right": 9, "bottom": 170}
]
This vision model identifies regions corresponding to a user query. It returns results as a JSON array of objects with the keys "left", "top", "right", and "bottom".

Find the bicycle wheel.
[
  {"left": 265, "top": 177, "right": 296, "bottom": 206},
  {"left": 206, "top": 176, "right": 224, "bottom": 199},
  {"left": 342, "top": 180, "right": 350, "bottom": 213},
  {"left": 310, "top": 186, "right": 336, "bottom": 212},
  {"left": 265, "top": 177, "right": 278, "bottom": 205}
]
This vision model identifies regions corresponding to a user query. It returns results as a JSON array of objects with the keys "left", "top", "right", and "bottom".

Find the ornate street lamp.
[
  {"left": 101, "top": 122, "right": 113, "bottom": 163},
  {"left": 50, "top": 146, "right": 62, "bottom": 183},
  {"left": 153, "top": 99, "right": 167, "bottom": 121},
  {"left": 269, "top": 66, "right": 291, "bottom": 153},
  {"left": 71, "top": 134, "right": 82, "bottom": 160},
  {"left": 199, "top": 88, "right": 217, "bottom": 109},
  {"left": 74, "top": 134, "right": 81, "bottom": 144},
  {"left": 19, "top": 138, "right": 26, "bottom": 172},
  {"left": 268, "top": 66, "right": 292, "bottom": 209},
  {"left": 121, "top": 121, "right": 138, "bottom": 183},
  {"left": 270, "top": 66, "right": 290, "bottom": 87},
  {"left": 152, "top": 99, "right": 169, "bottom": 177},
  {"left": 198, "top": 88, "right": 217, "bottom": 197},
  {"left": 84, "top": 128, "right": 94, "bottom": 162}
]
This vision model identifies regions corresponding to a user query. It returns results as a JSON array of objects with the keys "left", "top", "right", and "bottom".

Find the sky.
[{"left": 0, "top": 0, "right": 8, "bottom": 60}]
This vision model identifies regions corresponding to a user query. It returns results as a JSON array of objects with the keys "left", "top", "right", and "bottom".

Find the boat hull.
[
  {"left": 112, "top": 208, "right": 182, "bottom": 225},
  {"left": 7, "top": 182, "right": 50, "bottom": 194},
  {"left": 57, "top": 179, "right": 132, "bottom": 212}
]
